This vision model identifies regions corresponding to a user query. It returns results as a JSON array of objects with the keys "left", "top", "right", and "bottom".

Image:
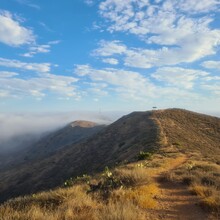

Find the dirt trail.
[{"left": 147, "top": 156, "right": 209, "bottom": 220}]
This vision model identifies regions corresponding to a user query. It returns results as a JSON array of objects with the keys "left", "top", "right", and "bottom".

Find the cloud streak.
[
  {"left": 0, "top": 10, "right": 35, "bottom": 46},
  {"left": 0, "top": 72, "right": 79, "bottom": 99},
  {"left": 0, "top": 57, "right": 51, "bottom": 73}
]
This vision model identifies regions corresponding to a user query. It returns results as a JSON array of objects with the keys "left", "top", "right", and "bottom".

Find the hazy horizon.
[{"left": 0, "top": 110, "right": 126, "bottom": 153}]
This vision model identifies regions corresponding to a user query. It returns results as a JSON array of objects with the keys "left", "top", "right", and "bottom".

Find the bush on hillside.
[{"left": 138, "top": 151, "right": 152, "bottom": 161}]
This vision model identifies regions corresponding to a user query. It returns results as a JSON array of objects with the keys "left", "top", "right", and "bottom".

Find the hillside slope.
[
  {"left": 154, "top": 109, "right": 220, "bottom": 162},
  {"left": 23, "top": 120, "right": 105, "bottom": 161},
  {"left": 0, "top": 121, "right": 105, "bottom": 172},
  {"left": 0, "top": 109, "right": 219, "bottom": 204},
  {"left": 0, "top": 111, "right": 159, "bottom": 202}
]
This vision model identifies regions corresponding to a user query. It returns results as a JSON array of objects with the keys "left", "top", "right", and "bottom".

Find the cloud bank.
[{"left": 0, "top": 111, "right": 124, "bottom": 152}]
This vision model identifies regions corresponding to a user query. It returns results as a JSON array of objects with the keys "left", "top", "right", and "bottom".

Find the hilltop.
[
  {"left": 0, "top": 111, "right": 159, "bottom": 202},
  {"left": 0, "top": 109, "right": 220, "bottom": 219},
  {"left": 0, "top": 120, "right": 105, "bottom": 172}
]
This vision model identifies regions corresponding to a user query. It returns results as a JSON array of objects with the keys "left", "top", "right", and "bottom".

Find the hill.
[
  {"left": 0, "top": 109, "right": 219, "bottom": 208},
  {"left": 0, "top": 111, "right": 159, "bottom": 202},
  {"left": 0, "top": 120, "right": 105, "bottom": 172},
  {"left": 22, "top": 120, "right": 105, "bottom": 161},
  {"left": 154, "top": 109, "right": 220, "bottom": 162}
]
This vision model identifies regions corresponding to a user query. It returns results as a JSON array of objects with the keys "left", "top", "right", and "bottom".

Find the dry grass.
[
  {"left": 97, "top": 200, "right": 145, "bottom": 220},
  {"left": 115, "top": 166, "right": 150, "bottom": 187},
  {"left": 110, "top": 183, "right": 159, "bottom": 209},
  {"left": 0, "top": 185, "right": 99, "bottom": 220},
  {"left": 0, "top": 163, "right": 161, "bottom": 220},
  {"left": 161, "top": 157, "right": 220, "bottom": 214}
]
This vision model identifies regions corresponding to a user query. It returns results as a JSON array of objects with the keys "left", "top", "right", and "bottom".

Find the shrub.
[
  {"left": 138, "top": 151, "right": 152, "bottom": 161},
  {"left": 64, "top": 174, "right": 91, "bottom": 187}
]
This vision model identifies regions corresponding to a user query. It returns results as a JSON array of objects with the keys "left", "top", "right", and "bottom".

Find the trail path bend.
[{"left": 146, "top": 155, "right": 210, "bottom": 220}]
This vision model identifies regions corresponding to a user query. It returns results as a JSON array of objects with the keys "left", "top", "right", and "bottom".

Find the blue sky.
[{"left": 0, "top": 0, "right": 220, "bottom": 113}]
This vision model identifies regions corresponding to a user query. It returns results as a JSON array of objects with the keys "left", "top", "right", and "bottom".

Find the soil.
[{"left": 147, "top": 156, "right": 210, "bottom": 220}]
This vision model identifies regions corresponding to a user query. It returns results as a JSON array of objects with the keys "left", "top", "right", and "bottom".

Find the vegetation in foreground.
[
  {"left": 0, "top": 157, "right": 158, "bottom": 220},
  {"left": 160, "top": 146, "right": 220, "bottom": 219},
  {"left": 1, "top": 144, "right": 220, "bottom": 219},
  {"left": 1, "top": 109, "right": 220, "bottom": 219}
]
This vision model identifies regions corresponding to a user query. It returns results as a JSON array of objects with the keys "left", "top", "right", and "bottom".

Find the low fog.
[{"left": 0, "top": 111, "right": 125, "bottom": 154}]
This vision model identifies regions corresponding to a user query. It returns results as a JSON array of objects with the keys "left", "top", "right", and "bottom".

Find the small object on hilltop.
[{"left": 152, "top": 106, "right": 157, "bottom": 110}]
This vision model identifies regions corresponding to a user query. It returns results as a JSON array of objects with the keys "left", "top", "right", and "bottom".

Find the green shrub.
[
  {"left": 64, "top": 174, "right": 91, "bottom": 187},
  {"left": 138, "top": 151, "right": 152, "bottom": 161}
]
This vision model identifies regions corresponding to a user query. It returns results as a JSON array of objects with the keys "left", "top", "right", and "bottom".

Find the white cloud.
[
  {"left": 203, "top": 76, "right": 220, "bottom": 81},
  {"left": 94, "top": 33, "right": 220, "bottom": 68},
  {"left": 201, "top": 60, "right": 220, "bottom": 69},
  {"left": 75, "top": 65, "right": 208, "bottom": 104},
  {"left": 0, "top": 57, "right": 51, "bottom": 73},
  {"left": 102, "top": 58, "right": 119, "bottom": 65},
  {"left": 86, "top": 82, "right": 109, "bottom": 96},
  {"left": 21, "top": 41, "right": 60, "bottom": 58},
  {"left": 92, "top": 40, "right": 127, "bottom": 56},
  {"left": 75, "top": 65, "right": 157, "bottom": 101},
  {"left": 97, "top": 0, "right": 220, "bottom": 67},
  {"left": 16, "top": 0, "right": 41, "bottom": 10},
  {"left": 151, "top": 67, "right": 209, "bottom": 89},
  {"left": 124, "top": 48, "right": 158, "bottom": 68},
  {"left": 177, "top": 0, "right": 220, "bottom": 14},
  {"left": 0, "top": 71, "right": 19, "bottom": 78},
  {"left": 0, "top": 10, "right": 35, "bottom": 46},
  {"left": 84, "top": 0, "right": 95, "bottom": 6},
  {"left": 48, "top": 40, "right": 61, "bottom": 45},
  {"left": 21, "top": 44, "right": 51, "bottom": 57},
  {"left": 202, "top": 83, "right": 220, "bottom": 95},
  {"left": 38, "top": 22, "right": 54, "bottom": 32},
  {"left": 0, "top": 73, "right": 79, "bottom": 99}
]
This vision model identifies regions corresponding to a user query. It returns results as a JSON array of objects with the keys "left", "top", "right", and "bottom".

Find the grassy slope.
[
  {"left": 1, "top": 109, "right": 220, "bottom": 219},
  {"left": 153, "top": 109, "right": 220, "bottom": 162},
  {"left": 0, "top": 111, "right": 159, "bottom": 203},
  {"left": 153, "top": 109, "right": 220, "bottom": 219},
  {"left": 0, "top": 151, "right": 179, "bottom": 220}
]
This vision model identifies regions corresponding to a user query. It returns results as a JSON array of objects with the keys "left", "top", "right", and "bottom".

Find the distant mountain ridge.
[
  {"left": 24, "top": 120, "right": 105, "bottom": 161},
  {"left": 0, "top": 109, "right": 219, "bottom": 203},
  {"left": 0, "top": 120, "right": 105, "bottom": 172}
]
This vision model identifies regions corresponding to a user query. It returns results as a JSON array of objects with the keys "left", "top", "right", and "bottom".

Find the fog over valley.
[{"left": 0, "top": 111, "right": 125, "bottom": 154}]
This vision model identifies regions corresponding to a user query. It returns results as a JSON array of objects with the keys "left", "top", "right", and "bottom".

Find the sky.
[{"left": 0, "top": 0, "right": 220, "bottom": 114}]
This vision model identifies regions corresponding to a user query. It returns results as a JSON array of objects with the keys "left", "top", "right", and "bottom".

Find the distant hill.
[
  {"left": 23, "top": 120, "right": 105, "bottom": 161},
  {"left": 0, "top": 109, "right": 219, "bottom": 203},
  {"left": 0, "top": 120, "right": 105, "bottom": 172}
]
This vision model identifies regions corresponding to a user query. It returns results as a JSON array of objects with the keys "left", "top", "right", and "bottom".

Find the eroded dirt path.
[{"left": 146, "top": 155, "right": 209, "bottom": 220}]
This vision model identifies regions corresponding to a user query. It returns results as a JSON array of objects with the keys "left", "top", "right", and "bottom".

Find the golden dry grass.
[
  {"left": 2, "top": 149, "right": 219, "bottom": 219},
  {"left": 0, "top": 162, "right": 160, "bottom": 220},
  {"left": 0, "top": 185, "right": 99, "bottom": 220},
  {"left": 162, "top": 157, "right": 220, "bottom": 214},
  {"left": 97, "top": 200, "right": 146, "bottom": 220},
  {"left": 114, "top": 166, "right": 150, "bottom": 187},
  {"left": 110, "top": 183, "right": 159, "bottom": 209}
]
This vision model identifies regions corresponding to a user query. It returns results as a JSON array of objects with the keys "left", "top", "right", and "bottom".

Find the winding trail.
[{"left": 146, "top": 155, "right": 209, "bottom": 220}]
